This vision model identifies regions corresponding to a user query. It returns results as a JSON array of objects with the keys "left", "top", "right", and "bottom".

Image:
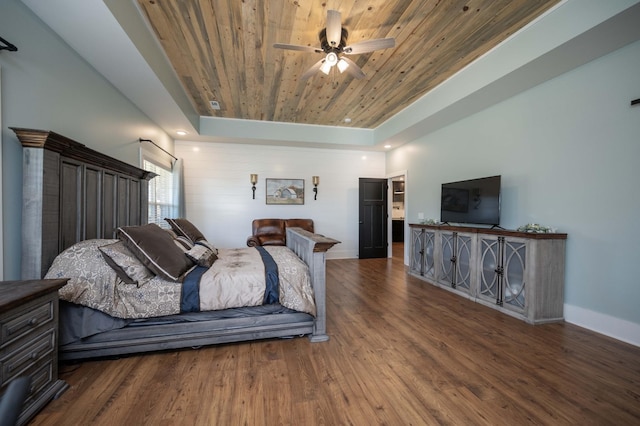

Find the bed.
[{"left": 13, "top": 127, "right": 339, "bottom": 361}]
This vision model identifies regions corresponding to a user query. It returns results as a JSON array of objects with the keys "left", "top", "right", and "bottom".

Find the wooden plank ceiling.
[{"left": 137, "top": 0, "right": 560, "bottom": 129}]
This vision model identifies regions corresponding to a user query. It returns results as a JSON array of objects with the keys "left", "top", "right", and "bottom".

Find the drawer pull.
[
  {"left": 29, "top": 318, "right": 39, "bottom": 326},
  {"left": 30, "top": 352, "right": 39, "bottom": 360}
]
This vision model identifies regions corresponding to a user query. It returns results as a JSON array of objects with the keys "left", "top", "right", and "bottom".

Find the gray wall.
[
  {"left": 387, "top": 40, "right": 640, "bottom": 344},
  {"left": 0, "top": 0, "right": 171, "bottom": 279}
]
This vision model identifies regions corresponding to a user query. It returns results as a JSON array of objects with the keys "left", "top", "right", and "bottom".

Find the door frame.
[{"left": 386, "top": 169, "right": 408, "bottom": 265}]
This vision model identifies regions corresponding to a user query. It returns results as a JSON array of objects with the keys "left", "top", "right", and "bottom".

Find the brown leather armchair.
[{"left": 247, "top": 218, "right": 314, "bottom": 247}]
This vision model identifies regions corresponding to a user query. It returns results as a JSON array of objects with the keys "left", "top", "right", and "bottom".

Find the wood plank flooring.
[{"left": 31, "top": 243, "right": 640, "bottom": 425}]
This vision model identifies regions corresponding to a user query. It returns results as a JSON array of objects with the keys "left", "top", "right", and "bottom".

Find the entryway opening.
[{"left": 389, "top": 174, "right": 406, "bottom": 262}]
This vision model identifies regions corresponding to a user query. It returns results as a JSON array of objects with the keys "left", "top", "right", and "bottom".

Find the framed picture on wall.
[{"left": 266, "top": 178, "right": 304, "bottom": 205}]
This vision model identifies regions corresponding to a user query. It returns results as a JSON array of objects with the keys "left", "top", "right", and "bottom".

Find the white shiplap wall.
[{"left": 175, "top": 141, "right": 386, "bottom": 259}]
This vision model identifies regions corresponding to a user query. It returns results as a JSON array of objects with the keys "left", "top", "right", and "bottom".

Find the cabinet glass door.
[
  {"left": 478, "top": 236, "right": 527, "bottom": 311},
  {"left": 423, "top": 230, "right": 436, "bottom": 281},
  {"left": 438, "top": 232, "right": 455, "bottom": 286},
  {"left": 455, "top": 234, "right": 473, "bottom": 292},
  {"left": 479, "top": 237, "right": 500, "bottom": 303},
  {"left": 410, "top": 228, "right": 425, "bottom": 275},
  {"left": 503, "top": 240, "right": 526, "bottom": 311}
]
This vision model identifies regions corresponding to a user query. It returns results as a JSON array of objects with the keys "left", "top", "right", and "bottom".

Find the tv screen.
[{"left": 440, "top": 175, "right": 501, "bottom": 226}]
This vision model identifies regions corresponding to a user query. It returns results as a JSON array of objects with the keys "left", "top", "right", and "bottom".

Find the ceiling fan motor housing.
[{"left": 319, "top": 28, "right": 349, "bottom": 53}]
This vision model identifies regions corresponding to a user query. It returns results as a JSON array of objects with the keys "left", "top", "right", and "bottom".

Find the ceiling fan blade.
[
  {"left": 273, "top": 43, "right": 321, "bottom": 53},
  {"left": 344, "top": 38, "right": 395, "bottom": 55},
  {"left": 339, "top": 57, "right": 366, "bottom": 79},
  {"left": 326, "top": 10, "right": 342, "bottom": 47},
  {"left": 300, "top": 58, "right": 325, "bottom": 80}
]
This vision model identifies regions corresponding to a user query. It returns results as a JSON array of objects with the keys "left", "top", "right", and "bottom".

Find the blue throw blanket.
[
  {"left": 180, "top": 266, "right": 208, "bottom": 313},
  {"left": 256, "top": 246, "right": 280, "bottom": 305}
]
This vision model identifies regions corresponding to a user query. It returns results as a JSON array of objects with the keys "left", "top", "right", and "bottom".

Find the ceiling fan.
[{"left": 273, "top": 9, "right": 395, "bottom": 80}]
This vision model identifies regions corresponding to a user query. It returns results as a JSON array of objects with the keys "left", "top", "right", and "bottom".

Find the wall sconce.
[
  {"left": 312, "top": 176, "right": 319, "bottom": 200},
  {"left": 250, "top": 174, "right": 258, "bottom": 199}
]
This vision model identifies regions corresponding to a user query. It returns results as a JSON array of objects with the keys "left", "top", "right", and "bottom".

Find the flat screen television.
[{"left": 440, "top": 175, "right": 501, "bottom": 226}]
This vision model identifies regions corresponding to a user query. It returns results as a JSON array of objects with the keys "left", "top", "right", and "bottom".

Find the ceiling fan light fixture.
[
  {"left": 337, "top": 58, "right": 349, "bottom": 73},
  {"left": 320, "top": 60, "right": 332, "bottom": 75},
  {"left": 320, "top": 52, "right": 340, "bottom": 75},
  {"left": 326, "top": 52, "right": 338, "bottom": 66}
]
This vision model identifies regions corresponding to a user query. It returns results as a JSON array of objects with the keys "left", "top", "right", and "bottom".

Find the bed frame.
[{"left": 13, "top": 128, "right": 339, "bottom": 360}]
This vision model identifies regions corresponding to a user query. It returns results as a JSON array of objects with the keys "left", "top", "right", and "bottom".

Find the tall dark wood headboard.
[{"left": 12, "top": 128, "right": 156, "bottom": 279}]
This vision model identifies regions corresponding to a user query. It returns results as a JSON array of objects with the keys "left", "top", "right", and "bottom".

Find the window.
[{"left": 143, "top": 160, "right": 174, "bottom": 228}]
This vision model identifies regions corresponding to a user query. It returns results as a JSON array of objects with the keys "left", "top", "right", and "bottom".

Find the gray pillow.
[
  {"left": 185, "top": 244, "right": 218, "bottom": 268},
  {"left": 117, "top": 223, "right": 194, "bottom": 282},
  {"left": 174, "top": 235, "right": 195, "bottom": 251},
  {"left": 196, "top": 239, "right": 219, "bottom": 255},
  {"left": 99, "top": 241, "right": 155, "bottom": 286}
]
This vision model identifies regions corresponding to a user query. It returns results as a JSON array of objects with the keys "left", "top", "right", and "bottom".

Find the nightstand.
[{"left": 0, "top": 279, "right": 69, "bottom": 425}]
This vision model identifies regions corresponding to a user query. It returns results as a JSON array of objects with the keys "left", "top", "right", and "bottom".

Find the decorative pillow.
[
  {"left": 195, "top": 239, "right": 219, "bottom": 255},
  {"left": 165, "top": 218, "right": 206, "bottom": 242},
  {"left": 117, "top": 223, "right": 194, "bottom": 282},
  {"left": 164, "top": 228, "right": 178, "bottom": 239},
  {"left": 174, "top": 235, "right": 195, "bottom": 252},
  {"left": 99, "top": 241, "right": 154, "bottom": 286},
  {"left": 185, "top": 244, "right": 218, "bottom": 268}
]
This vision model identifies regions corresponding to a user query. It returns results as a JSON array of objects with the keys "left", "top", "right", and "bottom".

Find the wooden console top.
[{"left": 408, "top": 223, "right": 567, "bottom": 239}]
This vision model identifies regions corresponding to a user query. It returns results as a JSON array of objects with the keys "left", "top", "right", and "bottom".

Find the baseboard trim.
[
  {"left": 326, "top": 249, "right": 358, "bottom": 259},
  {"left": 564, "top": 304, "right": 640, "bottom": 347}
]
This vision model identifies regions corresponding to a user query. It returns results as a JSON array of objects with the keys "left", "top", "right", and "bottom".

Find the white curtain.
[{"left": 172, "top": 158, "right": 185, "bottom": 218}]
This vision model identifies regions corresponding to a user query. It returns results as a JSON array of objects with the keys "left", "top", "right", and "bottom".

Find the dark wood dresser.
[{"left": 0, "top": 279, "right": 68, "bottom": 425}]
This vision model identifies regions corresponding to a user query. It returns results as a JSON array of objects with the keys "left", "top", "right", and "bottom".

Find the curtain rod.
[
  {"left": 139, "top": 138, "right": 178, "bottom": 162},
  {"left": 0, "top": 36, "right": 18, "bottom": 52}
]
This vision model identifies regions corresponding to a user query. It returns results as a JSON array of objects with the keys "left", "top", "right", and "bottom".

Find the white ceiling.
[{"left": 22, "top": 0, "right": 640, "bottom": 151}]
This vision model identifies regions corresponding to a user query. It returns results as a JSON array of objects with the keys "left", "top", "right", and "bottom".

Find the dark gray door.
[{"left": 359, "top": 178, "right": 388, "bottom": 258}]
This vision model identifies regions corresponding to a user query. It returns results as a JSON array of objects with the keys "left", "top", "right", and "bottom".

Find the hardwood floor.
[{"left": 32, "top": 242, "right": 640, "bottom": 425}]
